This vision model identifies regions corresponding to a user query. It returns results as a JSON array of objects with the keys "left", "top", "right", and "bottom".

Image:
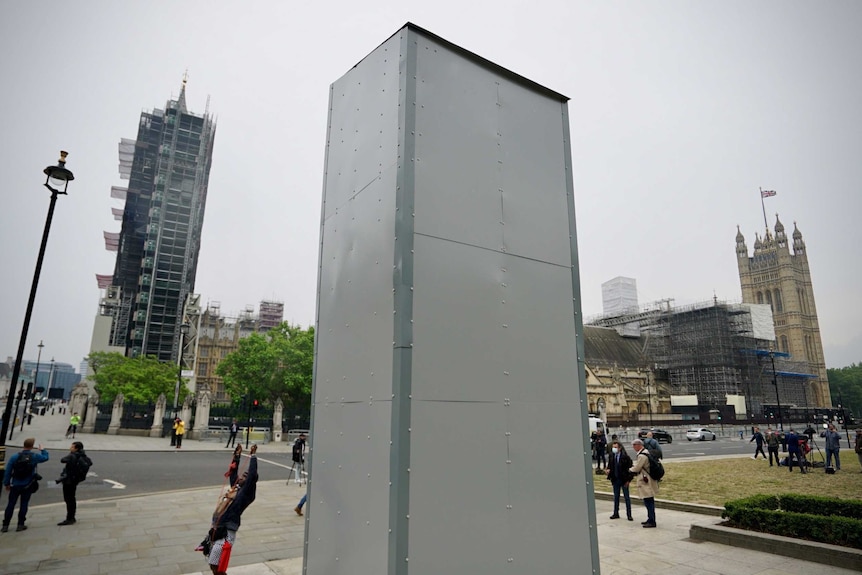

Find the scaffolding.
[
  {"left": 588, "top": 299, "right": 815, "bottom": 414},
  {"left": 258, "top": 299, "right": 284, "bottom": 331}
]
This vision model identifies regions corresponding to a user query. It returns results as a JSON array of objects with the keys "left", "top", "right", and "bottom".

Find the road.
[
  {"left": 662, "top": 436, "right": 757, "bottom": 459},
  {"left": 14, "top": 450, "right": 298, "bottom": 506}
]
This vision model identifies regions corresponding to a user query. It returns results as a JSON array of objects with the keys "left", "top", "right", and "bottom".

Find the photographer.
[{"left": 56, "top": 441, "right": 91, "bottom": 526}]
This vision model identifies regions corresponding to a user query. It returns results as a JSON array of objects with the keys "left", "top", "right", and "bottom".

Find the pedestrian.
[
  {"left": 629, "top": 438, "right": 659, "bottom": 528},
  {"left": 644, "top": 431, "right": 663, "bottom": 459},
  {"left": 785, "top": 429, "right": 805, "bottom": 473},
  {"left": 750, "top": 427, "right": 766, "bottom": 459},
  {"left": 66, "top": 412, "right": 81, "bottom": 439},
  {"left": 820, "top": 424, "right": 842, "bottom": 471},
  {"left": 291, "top": 433, "right": 306, "bottom": 484},
  {"left": 56, "top": 441, "right": 92, "bottom": 526},
  {"left": 854, "top": 429, "right": 862, "bottom": 473},
  {"left": 294, "top": 493, "right": 307, "bottom": 516},
  {"left": 799, "top": 437, "right": 811, "bottom": 470},
  {"left": 225, "top": 419, "right": 239, "bottom": 448},
  {"left": 225, "top": 445, "right": 243, "bottom": 487},
  {"left": 605, "top": 440, "right": 634, "bottom": 521},
  {"left": 765, "top": 428, "right": 781, "bottom": 467},
  {"left": 594, "top": 430, "right": 607, "bottom": 471},
  {"left": 205, "top": 444, "right": 259, "bottom": 575},
  {"left": 2, "top": 438, "right": 49, "bottom": 532},
  {"left": 174, "top": 418, "right": 185, "bottom": 449}
]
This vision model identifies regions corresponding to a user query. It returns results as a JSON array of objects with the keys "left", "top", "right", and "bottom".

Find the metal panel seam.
[{"left": 388, "top": 28, "right": 417, "bottom": 575}]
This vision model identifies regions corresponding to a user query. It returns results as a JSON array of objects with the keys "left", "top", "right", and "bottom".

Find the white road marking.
[{"left": 103, "top": 479, "right": 126, "bottom": 489}]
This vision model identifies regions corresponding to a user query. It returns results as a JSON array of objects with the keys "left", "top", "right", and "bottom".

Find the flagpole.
[{"left": 759, "top": 187, "right": 768, "bottom": 232}]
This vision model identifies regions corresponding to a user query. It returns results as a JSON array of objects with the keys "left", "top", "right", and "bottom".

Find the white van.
[{"left": 588, "top": 415, "right": 606, "bottom": 436}]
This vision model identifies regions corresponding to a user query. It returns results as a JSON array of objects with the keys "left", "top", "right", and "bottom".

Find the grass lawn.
[{"left": 595, "top": 457, "right": 862, "bottom": 507}]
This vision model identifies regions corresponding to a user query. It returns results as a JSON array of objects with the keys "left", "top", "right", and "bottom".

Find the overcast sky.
[{"left": 1, "top": 1, "right": 859, "bottom": 374}]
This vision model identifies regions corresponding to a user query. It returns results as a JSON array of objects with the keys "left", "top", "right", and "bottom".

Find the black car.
[{"left": 638, "top": 428, "right": 673, "bottom": 443}]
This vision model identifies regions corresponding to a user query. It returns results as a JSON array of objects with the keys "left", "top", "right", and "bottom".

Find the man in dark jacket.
[
  {"left": 57, "top": 441, "right": 90, "bottom": 526},
  {"left": 785, "top": 429, "right": 806, "bottom": 473},
  {"left": 605, "top": 440, "right": 634, "bottom": 521},
  {"left": 3, "top": 437, "right": 49, "bottom": 532},
  {"left": 207, "top": 444, "right": 259, "bottom": 574},
  {"left": 821, "top": 424, "right": 842, "bottom": 470},
  {"left": 750, "top": 427, "right": 766, "bottom": 459},
  {"left": 594, "top": 430, "right": 608, "bottom": 471},
  {"left": 225, "top": 419, "right": 239, "bottom": 448}
]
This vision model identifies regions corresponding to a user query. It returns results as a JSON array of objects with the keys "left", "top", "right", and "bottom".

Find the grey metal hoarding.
[{"left": 308, "top": 23, "right": 599, "bottom": 574}]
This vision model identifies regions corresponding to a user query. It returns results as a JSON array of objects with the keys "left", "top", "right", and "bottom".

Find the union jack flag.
[{"left": 761, "top": 189, "right": 777, "bottom": 198}]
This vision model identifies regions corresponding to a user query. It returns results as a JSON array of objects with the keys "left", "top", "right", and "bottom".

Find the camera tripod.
[{"left": 287, "top": 460, "right": 306, "bottom": 486}]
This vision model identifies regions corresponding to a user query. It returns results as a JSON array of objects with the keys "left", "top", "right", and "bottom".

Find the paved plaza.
[{"left": 0, "top": 411, "right": 857, "bottom": 574}]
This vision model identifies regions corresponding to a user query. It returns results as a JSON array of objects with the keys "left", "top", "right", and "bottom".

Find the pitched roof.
[{"left": 583, "top": 326, "right": 647, "bottom": 368}]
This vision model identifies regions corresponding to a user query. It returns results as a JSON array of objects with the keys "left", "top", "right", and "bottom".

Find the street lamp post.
[
  {"left": 170, "top": 323, "right": 191, "bottom": 446},
  {"left": 46, "top": 357, "right": 55, "bottom": 401},
  {"left": 20, "top": 340, "right": 44, "bottom": 431},
  {"left": 769, "top": 348, "right": 784, "bottom": 431},
  {"left": 0, "top": 152, "right": 74, "bottom": 451}
]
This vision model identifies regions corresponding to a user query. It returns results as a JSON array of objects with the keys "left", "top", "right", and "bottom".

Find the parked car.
[
  {"left": 638, "top": 428, "right": 673, "bottom": 443},
  {"left": 686, "top": 427, "right": 717, "bottom": 441}
]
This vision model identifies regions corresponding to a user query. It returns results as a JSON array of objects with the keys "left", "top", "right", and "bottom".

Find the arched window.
[
  {"left": 780, "top": 335, "right": 788, "bottom": 353},
  {"left": 774, "top": 289, "right": 783, "bottom": 312},
  {"left": 756, "top": 291, "right": 763, "bottom": 304},
  {"left": 765, "top": 291, "right": 773, "bottom": 310}
]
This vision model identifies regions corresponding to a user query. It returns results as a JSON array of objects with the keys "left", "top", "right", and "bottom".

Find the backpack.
[
  {"left": 644, "top": 450, "right": 665, "bottom": 482},
  {"left": 11, "top": 452, "right": 35, "bottom": 481},
  {"left": 75, "top": 454, "right": 93, "bottom": 482}
]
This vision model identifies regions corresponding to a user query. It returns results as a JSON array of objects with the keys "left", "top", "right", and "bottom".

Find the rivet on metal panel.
[
  {"left": 503, "top": 371, "right": 509, "bottom": 376},
  {"left": 408, "top": 428, "right": 411, "bottom": 432},
  {"left": 502, "top": 324, "right": 508, "bottom": 328},
  {"left": 507, "top": 505, "right": 512, "bottom": 509},
  {"left": 502, "top": 300, "right": 505, "bottom": 304},
  {"left": 408, "top": 394, "right": 412, "bottom": 399},
  {"left": 501, "top": 283, "right": 507, "bottom": 287},
  {"left": 508, "top": 558, "right": 514, "bottom": 563},
  {"left": 506, "top": 460, "right": 511, "bottom": 464},
  {"left": 505, "top": 432, "right": 511, "bottom": 436}
]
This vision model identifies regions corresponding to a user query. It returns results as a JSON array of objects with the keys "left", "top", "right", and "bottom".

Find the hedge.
[{"left": 722, "top": 494, "right": 862, "bottom": 549}]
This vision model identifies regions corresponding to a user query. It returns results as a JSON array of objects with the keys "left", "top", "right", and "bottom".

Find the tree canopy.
[
  {"left": 216, "top": 323, "right": 314, "bottom": 408},
  {"left": 827, "top": 362, "right": 862, "bottom": 420},
  {"left": 87, "top": 351, "right": 187, "bottom": 404}
]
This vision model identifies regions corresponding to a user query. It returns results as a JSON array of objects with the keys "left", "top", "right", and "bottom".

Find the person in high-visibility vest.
[{"left": 65, "top": 414, "right": 81, "bottom": 439}]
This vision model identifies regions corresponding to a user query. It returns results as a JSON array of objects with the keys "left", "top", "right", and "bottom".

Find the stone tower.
[{"left": 736, "top": 216, "right": 831, "bottom": 407}]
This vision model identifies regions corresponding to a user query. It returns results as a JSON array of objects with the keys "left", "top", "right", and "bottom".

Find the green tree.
[
  {"left": 827, "top": 362, "right": 862, "bottom": 420},
  {"left": 87, "top": 351, "right": 188, "bottom": 404},
  {"left": 216, "top": 323, "right": 314, "bottom": 409}
]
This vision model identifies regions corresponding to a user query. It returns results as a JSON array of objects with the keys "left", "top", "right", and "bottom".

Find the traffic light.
[{"left": 252, "top": 399, "right": 260, "bottom": 411}]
